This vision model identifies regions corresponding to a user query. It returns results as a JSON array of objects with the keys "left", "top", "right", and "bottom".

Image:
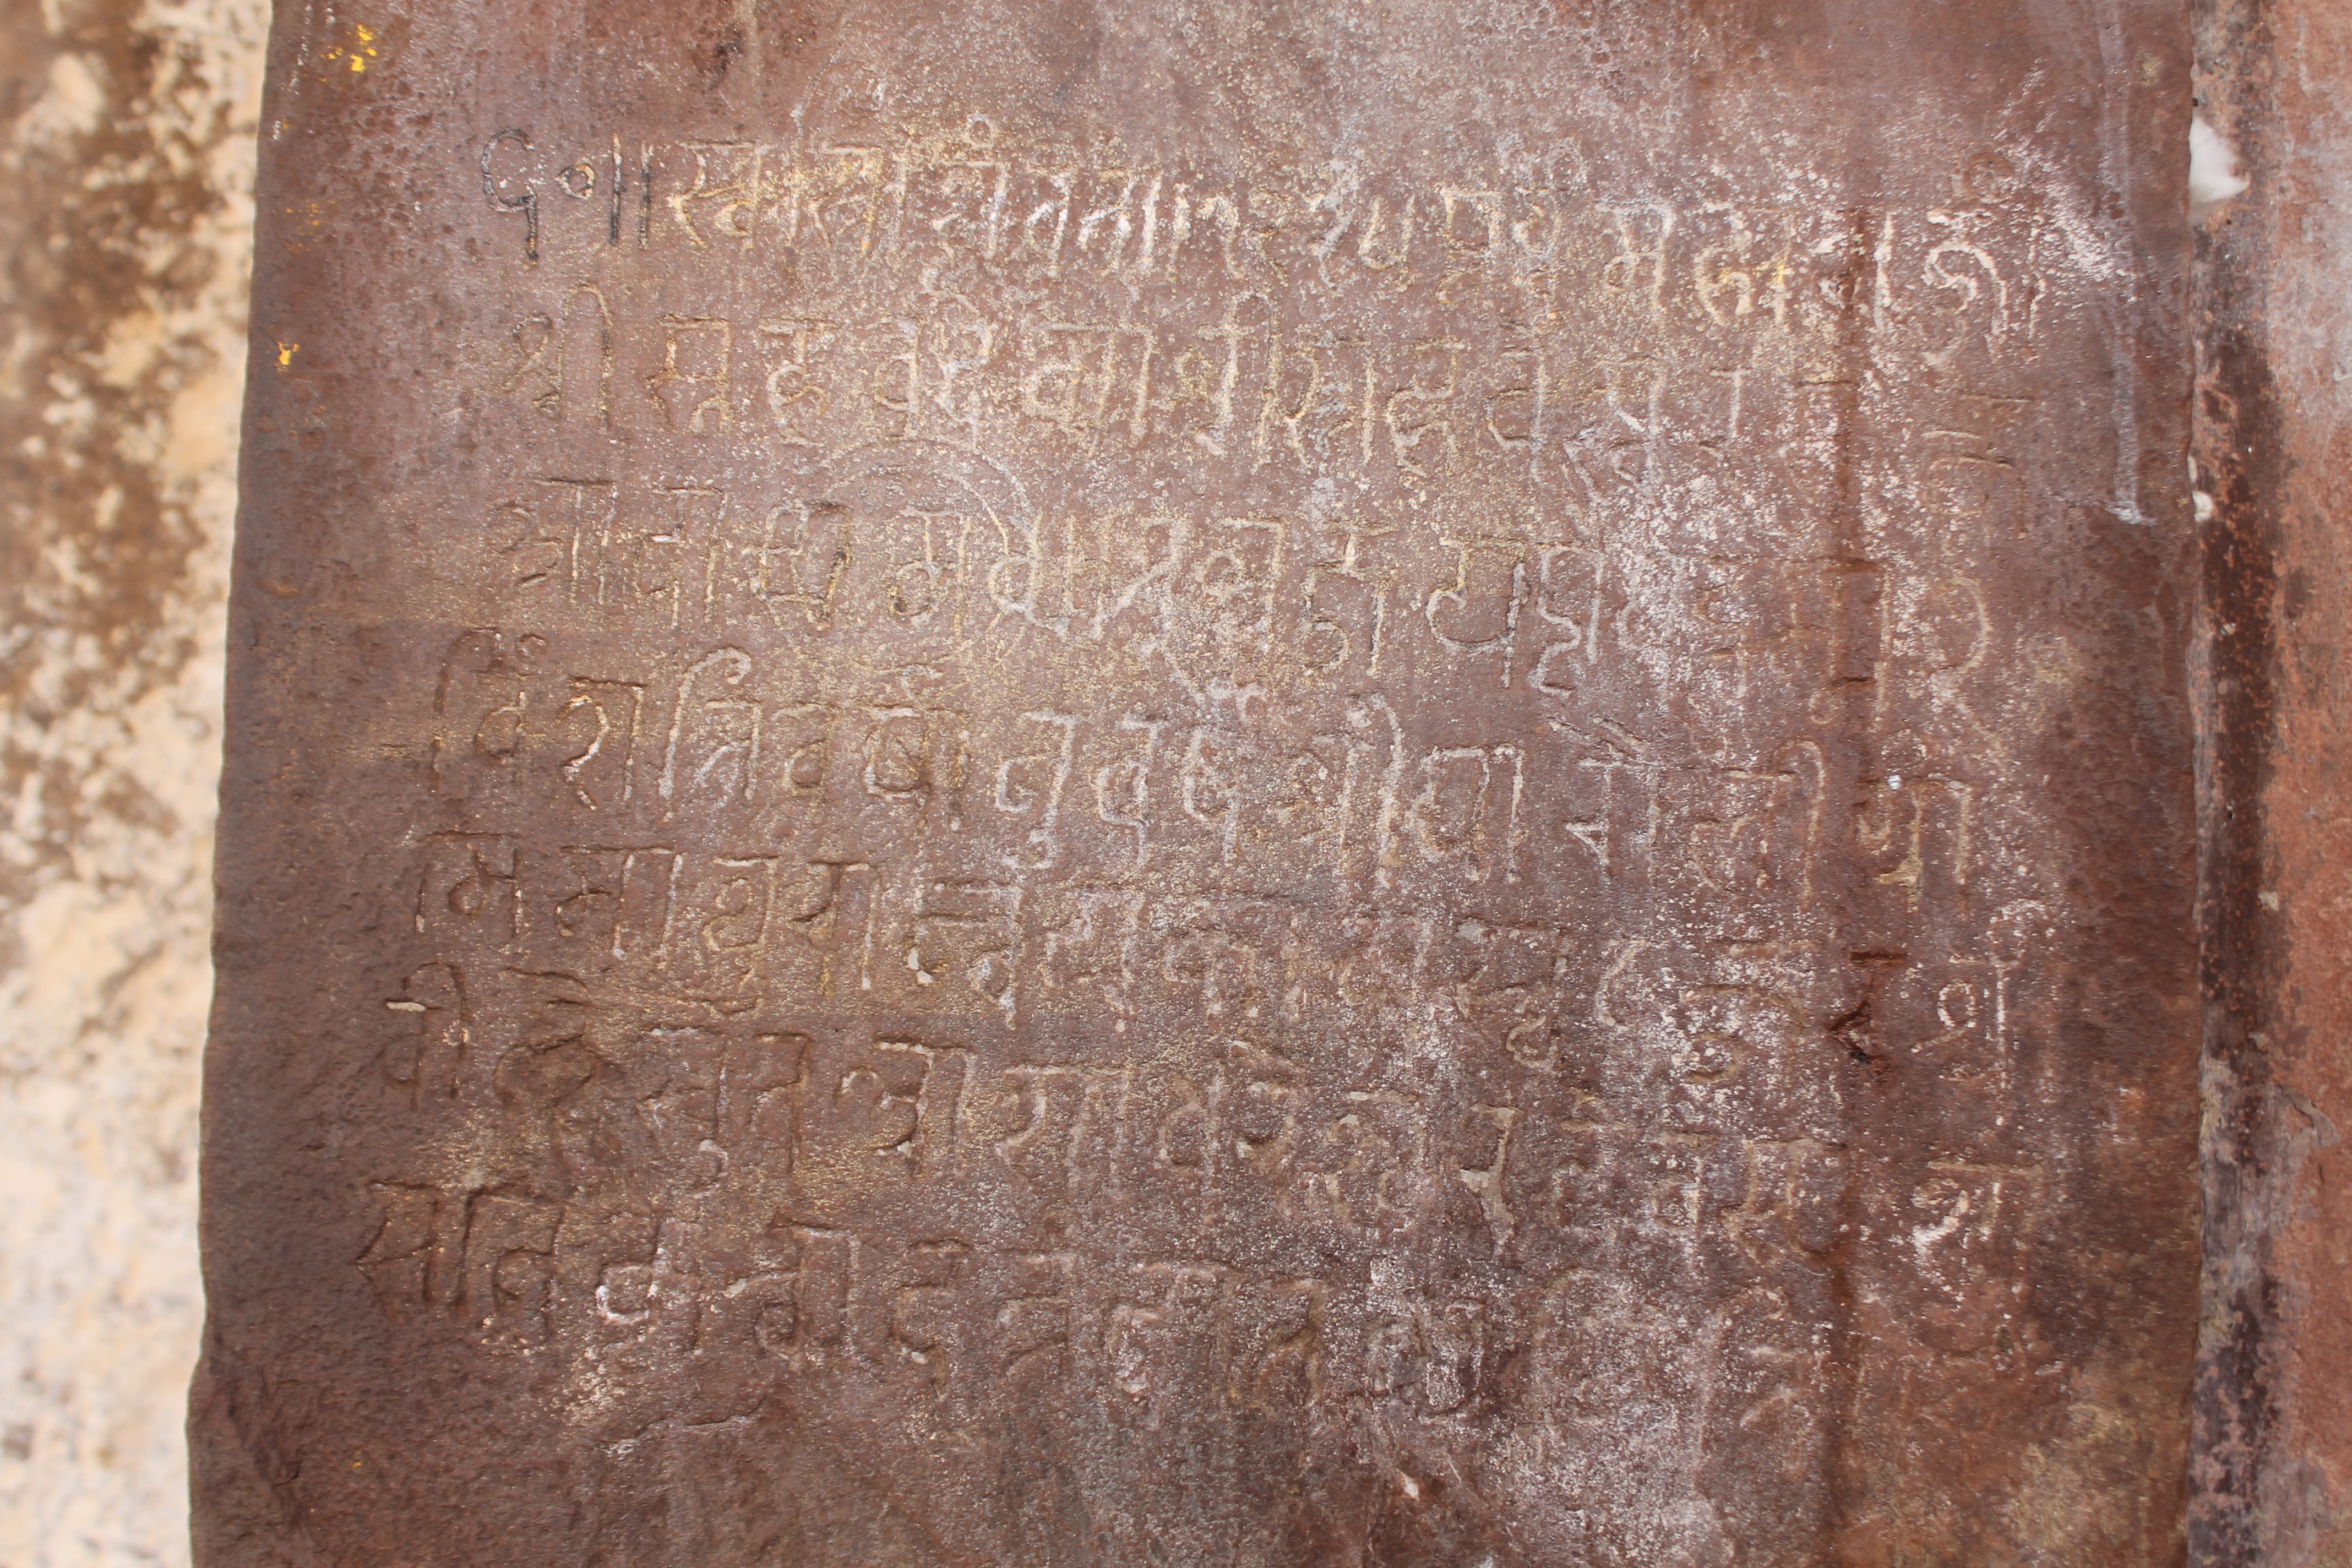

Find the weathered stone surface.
[
  {"left": 0, "top": 2, "right": 262, "bottom": 1564},
  {"left": 197, "top": 3, "right": 2200, "bottom": 1562},
  {"left": 2191, "top": 3, "right": 2352, "bottom": 1563}
]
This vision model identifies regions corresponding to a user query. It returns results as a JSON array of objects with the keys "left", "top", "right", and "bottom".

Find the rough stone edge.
[{"left": 2191, "top": 1, "right": 2352, "bottom": 1564}]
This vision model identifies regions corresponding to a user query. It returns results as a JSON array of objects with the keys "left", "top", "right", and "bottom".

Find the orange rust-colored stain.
[{"left": 322, "top": 23, "right": 382, "bottom": 77}]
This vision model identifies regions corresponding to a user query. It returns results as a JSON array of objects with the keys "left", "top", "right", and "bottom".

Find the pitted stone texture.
[
  {"left": 199, "top": 3, "right": 2198, "bottom": 1564},
  {"left": 0, "top": 2, "right": 263, "bottom": 1565}
]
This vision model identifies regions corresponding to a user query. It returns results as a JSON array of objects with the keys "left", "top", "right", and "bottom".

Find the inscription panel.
[{"left": 199, "top": 3, "right": 2197, "bottom": 1565}]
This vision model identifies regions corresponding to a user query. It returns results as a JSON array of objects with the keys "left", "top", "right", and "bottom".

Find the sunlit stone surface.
[{"left": 0, "top": 4, "right": 263, "bottom": 1564}]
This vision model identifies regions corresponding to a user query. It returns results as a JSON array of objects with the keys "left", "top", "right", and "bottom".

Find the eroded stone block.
[{"left": 197, "top": 3, "right": 2200, "bottom": 1561}]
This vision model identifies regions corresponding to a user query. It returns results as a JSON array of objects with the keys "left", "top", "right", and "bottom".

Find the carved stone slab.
[{"left": 195, "top": 3, "right": 2200, "bottom": 1562}]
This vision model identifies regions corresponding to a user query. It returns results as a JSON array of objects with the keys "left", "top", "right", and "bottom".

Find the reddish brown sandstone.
[
  {"left": 195, "top": 3, "right": 2201, "bottom": 1562},
  {"left": 2193, "top": 3, "right": 2352, "bottom": 1564}
]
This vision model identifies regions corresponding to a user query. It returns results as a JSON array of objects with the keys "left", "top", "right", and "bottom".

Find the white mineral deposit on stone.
[{"left": 2191, "top": 113, "right": 2251, "bottom": 221}]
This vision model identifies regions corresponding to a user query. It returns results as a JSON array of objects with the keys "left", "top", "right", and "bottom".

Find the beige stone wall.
[{"left": 0, "top": 1, "right": 262, "bottom": 1562}]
